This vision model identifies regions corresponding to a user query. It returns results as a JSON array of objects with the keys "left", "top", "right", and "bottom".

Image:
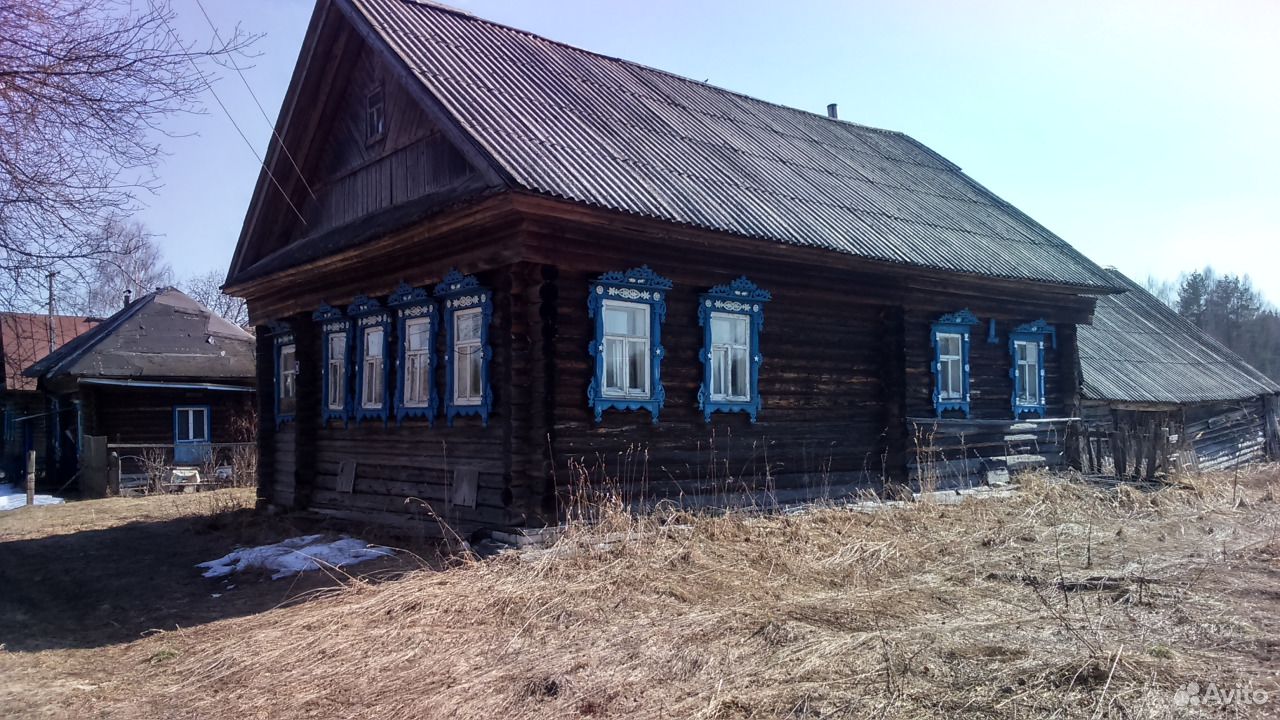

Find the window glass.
[
  {"left": 404, "top": 318, "right": 431, "bottom": 407},
  {"left": 327, "top": 333, "right": 345, "bottom": 410},
  {"left": 176, "top": 408, "right": 208, "bottom": 443},
  {"left": 602, "top": 301, "right": 650, "bottom": 398},
  {"left": 454, "top": 308, "right": 483, "bottom": 404},
  {"left": 1016, "top": 340, "right": 1041, "bottom": 405},
  {"left": 279, "top": 344, "right": 297, "bottom": 414},
  {"left": 362, "top": 328, "right": 384, "bottom": 408},
  {"left": 710, "top": 313, "right": 750, "bottom": 402},
  {"left": 407, "top": 318, "right": 430, "bottom": 351},
  {"left": 936, "top": 333, "right": 963, "bottom": 401}
]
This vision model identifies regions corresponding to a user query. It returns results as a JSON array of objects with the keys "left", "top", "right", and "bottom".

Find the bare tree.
[
  {"left": 60, "top": 220, "right": 172, "bottom": 317},
  {"left": 182, "top": 268, "right": 248, "bottom": 327},
  {"left": 0, "top": 0, "right": 256, "bottom": 310}
]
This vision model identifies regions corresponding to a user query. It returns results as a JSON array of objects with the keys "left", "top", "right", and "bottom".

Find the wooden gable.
[{"left": 226, "top": 0, "right": 502, "bottom": 291}]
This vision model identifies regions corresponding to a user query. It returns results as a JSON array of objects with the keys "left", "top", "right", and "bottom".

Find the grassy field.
[{"left": 2, "top": 470, "right": 1278, "bottom": 718}]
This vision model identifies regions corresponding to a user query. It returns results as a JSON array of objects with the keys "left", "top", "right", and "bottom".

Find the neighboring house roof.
[
  {"left": 0, "top": 314, "right": 99, "bottom": 392},
  {"left": 324, "top": 0, "right": 1118, "bottom": 290},
  {"left": 24, "top": 288, "right": 256, "bottom": 385},
  {"left": 1078, "top": 270, "right": 1280, "bottom": 405}
]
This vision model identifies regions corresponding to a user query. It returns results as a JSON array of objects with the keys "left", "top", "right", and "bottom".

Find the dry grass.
[{"left": 29, "top": 469, "right": 1280, "bottom": 718}]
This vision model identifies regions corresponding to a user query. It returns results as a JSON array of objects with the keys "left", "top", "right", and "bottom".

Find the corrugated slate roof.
[
  {"left": 0, "top": 314, "right": 99, "bottom": 392},
  {"left": 25, "top": 289, "right": 256, "bottom": 383},
  {"left": 345, "top": 0, "right": 1119, "bottom": 290},
  {"left": 1078, "top": 270, "right": 1280, "bottom": 404}
]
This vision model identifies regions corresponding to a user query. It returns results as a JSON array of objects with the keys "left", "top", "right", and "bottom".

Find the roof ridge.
[{"left": 394, "top": 0, "right": 906, "bottom": 138}]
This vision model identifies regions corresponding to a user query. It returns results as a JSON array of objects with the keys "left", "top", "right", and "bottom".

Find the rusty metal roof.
[
  {"left": 345, "top": 0, "right": 1119, "bottom": 290},
  {"left": 1079, "top": 270, "right": 1280, "bottom": 404},
  {"left": 0, "top": 314, "right": 99, "bottom": 392}
]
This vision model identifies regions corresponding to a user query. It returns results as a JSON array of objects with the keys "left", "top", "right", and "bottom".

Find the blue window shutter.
[
  {"left": 347, "top": 295, "right": 393, "bottom": 426},
  {"left": 587, "top": 265, "right": 672, "bottom": 424},
  {"left": 312, "top": 303, "right": 352, "bottom": 427},
  {"left": 697, "top": 276, "right": 770, "bottom": 422},
  {"left": 434, "top": 270, "right": 493, "bottom": 427},
  {"left": 389, "top": 282, "right": 438, "bottom": 426},
  {"left": 930, "top": 309, "right": 979, "bottom": 418}
]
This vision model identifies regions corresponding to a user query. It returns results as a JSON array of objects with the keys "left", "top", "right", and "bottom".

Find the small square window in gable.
[{"left": 366, "top": 84, "right": 386, "bottom": 144}]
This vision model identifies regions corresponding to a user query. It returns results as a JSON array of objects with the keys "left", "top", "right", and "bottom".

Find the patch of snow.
[
  {"left": 0, "top": 483, "right": 65, "bottom": 512},
  {"left": 196, "top": 534, "right": 395, "bottom": 580}
]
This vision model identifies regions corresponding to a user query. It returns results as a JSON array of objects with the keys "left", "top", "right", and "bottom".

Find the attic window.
[{"left": 366, "top": 85, "right": 386, "bottom": 143}]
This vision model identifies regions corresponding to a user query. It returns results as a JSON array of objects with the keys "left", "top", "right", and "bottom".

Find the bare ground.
[{"left": 3, "top": 470, "right": 1280, "bottom": 719}]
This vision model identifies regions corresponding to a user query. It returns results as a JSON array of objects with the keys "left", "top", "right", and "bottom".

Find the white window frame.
[
  {"left": 936, "top": 332, "right": 964, "bottom": 401},
  {"left": 326, "top": 332, "right": 346, "bottom": 411},
  {"left": 175, "top": 406, "right": 209, "bottom": 444},
  {"left": 601, "top": 299, "right": 651, "bottom": 400},
  {"left": 453, "top": 307, "right": 484, "bottom": 406},
  {"left": 403, "top": 316, "right": 432, "bottom": 408},
  {"left": 361, "top": 326, "right": 385, "bottom": 410},
  {"left": 709, "top": 311, "right": 751, "bottom": 403},
  {"left": 279, "top": 343, "right": 297, "bottom": 404},
  {"left": 1014, "top": 339, "right": 1041, "bottom": 406}
]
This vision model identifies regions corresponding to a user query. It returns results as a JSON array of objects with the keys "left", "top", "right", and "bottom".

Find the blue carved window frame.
[
  {"left": 269, "top": 322, "right": 297, "bottom": 427},
  {"left": 587, "top": 266, "right": 671, "bottom": 424},
  {"left": 931, "top": 309, "right": 979, "bottom": 417},
  {"left": 348, "top": 295, "right": 392, "bottom": 425},
  {"left": 697, "top": 276, "right": 770, "bottom": 422},
  {"left": 389, "top": 282, "right": 438, "bottom": 426},
  {"left": 434, "top": 270, "right": 493, "bottom": 426},
  {"left": 1009, "top": 319, "right": 1055, "bottom": 418},
  {"left": 313, "top": 303, "right": 352, "bottom": 427}
]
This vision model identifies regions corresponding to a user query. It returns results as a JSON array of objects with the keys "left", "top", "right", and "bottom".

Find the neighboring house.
[
  {"left": 225, "top": 0, "right": 1124, "bottom": 532},
  {"left": 1078, "top": 270, "right": 1280, "bottom": 476},
  {"left": 0, "top": 313, "right": 99, "bottom": 485},
  {"left": 24, "top": 288, "right": 257, "bottom": 490}
]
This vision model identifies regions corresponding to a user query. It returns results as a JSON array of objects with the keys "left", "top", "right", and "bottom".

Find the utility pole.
[{"left": 46, "top": 271, "right": 58, "bottom": 353}]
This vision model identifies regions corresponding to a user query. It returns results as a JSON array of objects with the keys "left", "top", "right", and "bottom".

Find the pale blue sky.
[{"left": 149, "top": 0, "right": 1279, "bottom": 301}]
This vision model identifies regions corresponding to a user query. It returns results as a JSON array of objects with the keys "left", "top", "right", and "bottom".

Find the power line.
[
  {"left": 192, "top": 0, "right": 316, "bottom": 200},
  {"left": 148, "top": 1, "right": 308, "bottom": 226}
]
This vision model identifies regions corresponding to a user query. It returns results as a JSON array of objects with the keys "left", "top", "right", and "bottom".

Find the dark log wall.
[
  {"left": 904, "top": 311, "right": 1068, "bottom": 421},
  {"left": 82, "top": 386, "right": 253, "bottom": 445},
  {"left": 520, "top": 230, "right": 902, "bottom": 513},
  {"left": 303, "top": 267, "right": 521, "bottom": 531}
]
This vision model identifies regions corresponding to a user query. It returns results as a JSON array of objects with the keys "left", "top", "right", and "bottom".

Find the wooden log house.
[{"left": 226, "top": 0, "right": 1126, "bottom": 532}]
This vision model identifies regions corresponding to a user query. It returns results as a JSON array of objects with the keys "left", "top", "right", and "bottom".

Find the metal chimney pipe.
[
  {"left": 123, "top": 288, "right": 133, "bottom": 309},
  {"left": 826, "top": 103, "right": 838, "bottom": 120}
]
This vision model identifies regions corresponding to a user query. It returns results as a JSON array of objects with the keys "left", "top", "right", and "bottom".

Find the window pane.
[
  {"left": 366, "top": 328, "right": 384, "bottom": 358},
  {"left": 177, "top": 411, "right": 192, "bottom": 442},
  {"left": 329, "top": 333, "right": 344, "bottom": 359},
  {"left": 947, "top": 359, "right": 963, "bottom": 398},
  {"left": 467, "top": 349, "right": 483, "bottom": 398},
  {"left": 710, "top": 316, "right": 732, "bottom": 344},
  {"left": 407, "top": 319, "right": 430, "bottom": 351},
  {"left": 192, "top": 409, "right": 207, "bottom": 441},
  {"left": 730, "top": 347, "right": 749, "bottom": 398},
  {"left": 627, "top": 339, "right": 647, "bottom": 393},
  {"left": 711, "top": 346, "right": 727, "bottom": 397},
  {"left": 456, "top": 351, "right": 470, "bottom": 401},
  {"left": 604, "top": 337, "right": 624, "bottom": 392},
  {"left": 456, "top": 311, "right": 481, "bottom": 342},
  {"left": 604, "top": 303, "right": 647, "bottom": 338},
  {"left": 939, "top": 334, "right": 960, "bottom": 357}
]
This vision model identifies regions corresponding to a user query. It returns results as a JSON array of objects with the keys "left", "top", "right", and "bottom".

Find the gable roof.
[
  {"left": 0, "top": 314, "right": 99, "bottom": 392},
  {"left": 1078, "top": 270, "right": 1280, "bottom": 405},
  {"left": 330, "top": 0, "right": 1115, "bottom": 290},
  {"left": 24, "top": 288, "right": 256, "bottom": 384}
]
